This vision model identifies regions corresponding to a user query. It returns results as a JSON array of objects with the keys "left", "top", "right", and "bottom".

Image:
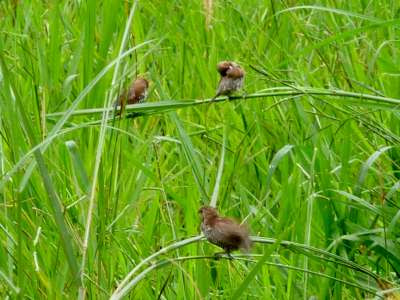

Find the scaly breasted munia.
[
  {"left": 115, "top": 77, "right": 149, "bottom": 114},
  {"left": 199, "top": 206, "right": 251, "bottom": 256},
  {"left": 212, "top": 61, "right": 245, "bottom": 100}
]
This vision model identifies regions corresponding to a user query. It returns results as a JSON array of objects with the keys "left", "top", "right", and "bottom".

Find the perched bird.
[
  {"left": 199, "top": 206, "right": 251, "bottom": 257},
  {"left": 115, "top": 77, "right": 149, "bottom": 114},
  {"left": 212, "top": 61, "right": 245, "bottom": 101}
]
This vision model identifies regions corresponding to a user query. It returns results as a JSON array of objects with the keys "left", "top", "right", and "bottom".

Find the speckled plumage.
[
  {"left": 199, "top": 206, "right": 251, "bottom": 254},
  {"left": 216, "top": 76, "right": 244, "bottom": 96}
]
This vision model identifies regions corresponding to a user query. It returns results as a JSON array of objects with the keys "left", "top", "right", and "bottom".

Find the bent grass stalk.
[
  {"left": 111, "top": 236, "right": 384, "bottom": 299},
  {"left": 45, "top": 87, "right": 400, "bottom": 119},
  {"left": 111, "top": 235, "right": 204, "bottom": 299}
]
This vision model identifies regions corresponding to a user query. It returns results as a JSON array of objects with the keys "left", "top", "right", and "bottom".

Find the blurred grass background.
[{"left": 1, "top": 0, "right": 400, "bottom": 298}]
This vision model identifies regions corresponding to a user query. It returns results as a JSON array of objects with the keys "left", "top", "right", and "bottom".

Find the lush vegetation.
[{"left": 1, "top": 0, "right": 400, "bottom": 298}]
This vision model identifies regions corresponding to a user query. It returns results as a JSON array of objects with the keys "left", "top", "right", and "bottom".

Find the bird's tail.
[
  {"left": 240, "top": 236, "right": 252, "bottom": 253},
  {"left": 114, "top": 94, "right": 126, "bottom": 116}
]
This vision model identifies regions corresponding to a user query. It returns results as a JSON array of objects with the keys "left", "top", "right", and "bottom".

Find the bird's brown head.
[
  {"left": 134, "top": 77, "right": 149, "bottom": 90},
  {"left": 198, "top": 206, "right": 219, "bottom": 222},
  {"left": 226, "top": 65, "right": 245, "bottom": 79},
  {"left": 217, "top": 61, "right": 234, "bottom": 76},
  {"left": 129, "top": 77, "right": 149, "bottom": 102}
]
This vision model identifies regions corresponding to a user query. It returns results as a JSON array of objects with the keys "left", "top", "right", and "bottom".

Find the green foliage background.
[{"left": 1, "top": 0, "right": 400, "bottom": 298}]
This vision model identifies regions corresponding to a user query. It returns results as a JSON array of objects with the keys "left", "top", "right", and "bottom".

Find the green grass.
[{"left": 1, "top": 0, "right": 400, "bottom": 298}]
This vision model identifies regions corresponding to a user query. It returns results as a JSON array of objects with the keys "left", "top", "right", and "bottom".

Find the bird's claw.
[
  {"left": 213, "top": 252, "right": 233, "bottom": 260},
  {"left": 213, "top": 253, "right": 222, "bottom": 260}
]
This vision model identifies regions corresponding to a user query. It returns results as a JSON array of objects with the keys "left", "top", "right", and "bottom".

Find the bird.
[
  {"left": 212, "top": 61, "right": 245, "bottom": 101},
  {"left": 114, "top": 77, "right": 149, "bottom": 115},
  {"left": 198, "top": 206, "right": 251, "bottom": 258}
]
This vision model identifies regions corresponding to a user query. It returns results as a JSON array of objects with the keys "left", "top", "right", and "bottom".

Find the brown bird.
[
  {"left": 212, "top": 61, "right": 245, "bottom": 101},
  {"left": 115, "top": 77, "right": 149, "bottom": 114},
  {"left": 199, "top": 206, "right": 251, "bottom": 257}
]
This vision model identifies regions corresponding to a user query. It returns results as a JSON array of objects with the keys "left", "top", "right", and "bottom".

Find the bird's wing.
[
  {"left": 213, "top": 218, "right": 247, "bottom": 247},
  {"left": 127, "top": 86, "right": 137, "bottom": 104}
]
